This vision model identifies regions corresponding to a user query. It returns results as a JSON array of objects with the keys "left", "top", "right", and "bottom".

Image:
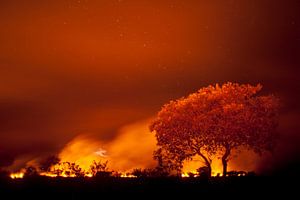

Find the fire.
[
  {"left": 10, "top": 172, "right": 24, "bottom": 179},
  {"left": 181, "top": 148, "right": 259, "bottom": 177},
  {"left": 57, "top": 135, "right": 106, "bottom": 172},
  {"left": 181, "top": 155, "right": 223, "bottom": 177},
  {"left": 120, "top": 174, "right": 137, "bottom": 178},
  {"left": 7, "top": 119, "right": 259, "bottom": 179},
  {"left": 8, "top": 119, "right": 156, "bottom": 179},
  {"left": 55, "top": 118, "right": 156, "bottom": 174},
  {"left": 39, "top": 172, "right": 58, "bottom": 177},
  {"left": 181, "top": 171, "right": 198, "bottom": 177},
  {"left": 39, "top": 172, "right": 94, "bottom": 178},
  {"left": 105, "top": 119, "right": 157, "bottom": 172}
]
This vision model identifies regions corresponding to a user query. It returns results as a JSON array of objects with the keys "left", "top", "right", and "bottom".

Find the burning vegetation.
[{"left": 8, "top": 83, "right": 279, "bottom": 180}]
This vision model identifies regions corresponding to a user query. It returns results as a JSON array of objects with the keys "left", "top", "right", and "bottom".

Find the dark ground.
[{"left": 0, "top": 175, "right": 297, "bottom": 199}]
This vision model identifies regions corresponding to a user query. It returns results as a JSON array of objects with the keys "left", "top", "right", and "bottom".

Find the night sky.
[{"left": 0, "top": 0, "right": 299, "bottom": 172}]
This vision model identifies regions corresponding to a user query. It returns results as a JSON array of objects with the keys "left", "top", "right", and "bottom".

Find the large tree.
[{"left": 150, "top": 82, "right": 279, "bottom": 176}]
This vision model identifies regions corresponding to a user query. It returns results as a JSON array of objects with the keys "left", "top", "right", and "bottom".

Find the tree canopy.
[{"left": 150, "top": 82, "right": 279, "bottom": 176}]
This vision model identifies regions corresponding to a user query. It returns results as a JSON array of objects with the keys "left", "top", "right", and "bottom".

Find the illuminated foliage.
[
  {"left": 150, "top": 82, "right": 279, "bottom": 176},
  {"left": 90, "top": 160, "right": 110, "bottom": 177},
  {"left": 154, "top": 147, "right": 185, "bottom": 176},
  {"left": 51, "top": 162, "right": 84, "bottom": 177}
]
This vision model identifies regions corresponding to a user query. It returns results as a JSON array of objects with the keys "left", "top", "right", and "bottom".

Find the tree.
[
  {"left": 154, "top": 147, "right": 186, "bottom": 176},
  {"left": 51, "top": 161, "right": 84, "bottom": 177},
  {"left": 150, "top": 82, "right": 279, "bottom": 176},
  {"left": 89, "top": 160, "right": 111, "bottom": 177}
]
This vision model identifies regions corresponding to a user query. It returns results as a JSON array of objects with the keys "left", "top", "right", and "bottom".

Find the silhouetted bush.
[
  {"left": 132, "top": 167, "right": 169, "bottom": 178},
  {"left": 90, "top": 160, "right": 109, "bottom": 176},
  {"left": 197, "top": 166, "right": 210, "bottom": 179}
]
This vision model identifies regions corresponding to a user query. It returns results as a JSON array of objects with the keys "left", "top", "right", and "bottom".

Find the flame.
[
  {"left": 181, "top": 171, "right": 198, "bottom": 177},
  {"left": 120, "top": 174, "right": 137, "bottom": 178},
  {"left": 39, "top": 172, "right": 58, "bottom": 177},
  {"left": 39, "top": 171, "right": 94, "bottom": 178},
  {"left": 10, "top": 170, "right": 25, "bottom": 179},
  {"left": 181, "top": 148, "right": 258, "bottom": 177},
  {"left": 57, "top": 135, "right": 106, "bottom": 172},
  {"left": 181, "top": 155, "right": 223, "bottom": 177},
  {"left": 105, "top": 118, "right": 157, "bottom": 172},
  {"left": 54, "top": 118, "right": 156, "bottom": 175},
  {"left": 7, "top": 118, "right": 156, "bottom": 178},
  {"left": 8, "top": 119, "right": 259, "bottom": 179}
]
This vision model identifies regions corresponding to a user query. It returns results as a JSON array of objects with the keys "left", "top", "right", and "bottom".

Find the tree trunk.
[
  {"left": 222, "top": 145, "right": 231, "bottom": 177},
  {"left": 222, "top": 158, "right": 227, "bottom": 177},
  {"left": 198, "top": 151, "right": 212, "bottom": 177}
]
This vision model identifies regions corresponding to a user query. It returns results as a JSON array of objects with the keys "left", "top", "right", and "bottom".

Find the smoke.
[
  {"left": 0, "top": 0, "right": 299, "bottom": 177},
  {"left": 54, "top": 118, "right": 157, "bottom": 172},
  {"left": 58, "top": 134, "right": 105, "bottom": 171},
  {"left": 256, "top": 111, "right": 300, "bottom": 176},
  {"left": 106, "top": 118, "right": 157, "bottom": 171},
  {"left": 5, "top": 113, "right": 300, "bottom": 176},
  {"left": 54, "top": 118, "right": 264, "bottom": 174}
]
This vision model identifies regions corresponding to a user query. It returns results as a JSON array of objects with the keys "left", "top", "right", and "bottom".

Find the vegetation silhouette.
[
  {"left": 0, "top": 83, "right": 288, "bottom": 198},
  {"left": 0, "top": 170, "right": 296, "bottom": 198},
  {"left": 150, "top": 82, "right": 279, "bottom": 176}
]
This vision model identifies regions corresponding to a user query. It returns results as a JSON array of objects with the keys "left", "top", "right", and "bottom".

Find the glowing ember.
[
  {"left": 181, "top": 171, "right": 198, "bottom": 178},
  {"left": 8, "top": 123, "right": 258, "bottom": 179},
  {"left": 39, "top": 172, "right": 58, "bottom": 178},
  {"left": 120, "top": 174, "right": 137, "bottom": 178},
  {"left": 85, "top": 174, "right": 93, "bottom": 177},
  {"left": 10, "top": 172, "right": 24, "bottom": 179}
]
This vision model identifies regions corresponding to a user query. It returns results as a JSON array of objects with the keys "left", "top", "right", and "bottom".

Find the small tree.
[
  {"left": 154, "top": 147, "right": 186, "bottom": 176},
  {"left": 51, "top": 161, "right": 84, "bottom": 177},
  {"left": 70, "top": 162, "right": 84, "bottom": 177},
  {"left": 90, "top": 160, "right": 110, "bottom": 177},
  {"left": 150, "top": 82, "right": 279, "bottom": 176}
]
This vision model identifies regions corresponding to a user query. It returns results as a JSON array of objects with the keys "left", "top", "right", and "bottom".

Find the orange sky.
[{"left": 0, "top": 0, "right": 299, "bottom": 171}]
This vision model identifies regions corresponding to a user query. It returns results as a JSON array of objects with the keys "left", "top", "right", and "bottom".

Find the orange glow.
[
  {"left": 39, "top": 172, "right": 58, "bottom": 178},
  {"left": 181, "top": 171, "right": 198, "bottom": 178},
  {"left": 120, "top": 174, "right": 137, "bottom": 178},
  {"left": 181, "top": 149, "right": 259, "bottom": 177},
  {"left": 8, "top": 120, "right": 259, "bottom": 179},
  {"left": 1, "top": 0, "right": 297, "bottom": 181},
  {"left": 181, "top": 155, "right": 223, "bottom": 177},
  {"left": 54, "top": 118, "right": 156, "bottom": 174},
  {"left": 10, "top": 171, "right": 24, "bottom": 179},
  {"left": 57, "top": 135, "right": 106, "bottom": 172},
  {"left": 8, "top": 119, "right": 156, "bottom": 178},
  {"left": 106, "top": 119, "right": 157, "bottom": 172}
]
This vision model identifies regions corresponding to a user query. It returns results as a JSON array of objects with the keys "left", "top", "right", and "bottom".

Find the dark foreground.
[{"left": 0, "top": 176, "right": 297, "bottom": 199}]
